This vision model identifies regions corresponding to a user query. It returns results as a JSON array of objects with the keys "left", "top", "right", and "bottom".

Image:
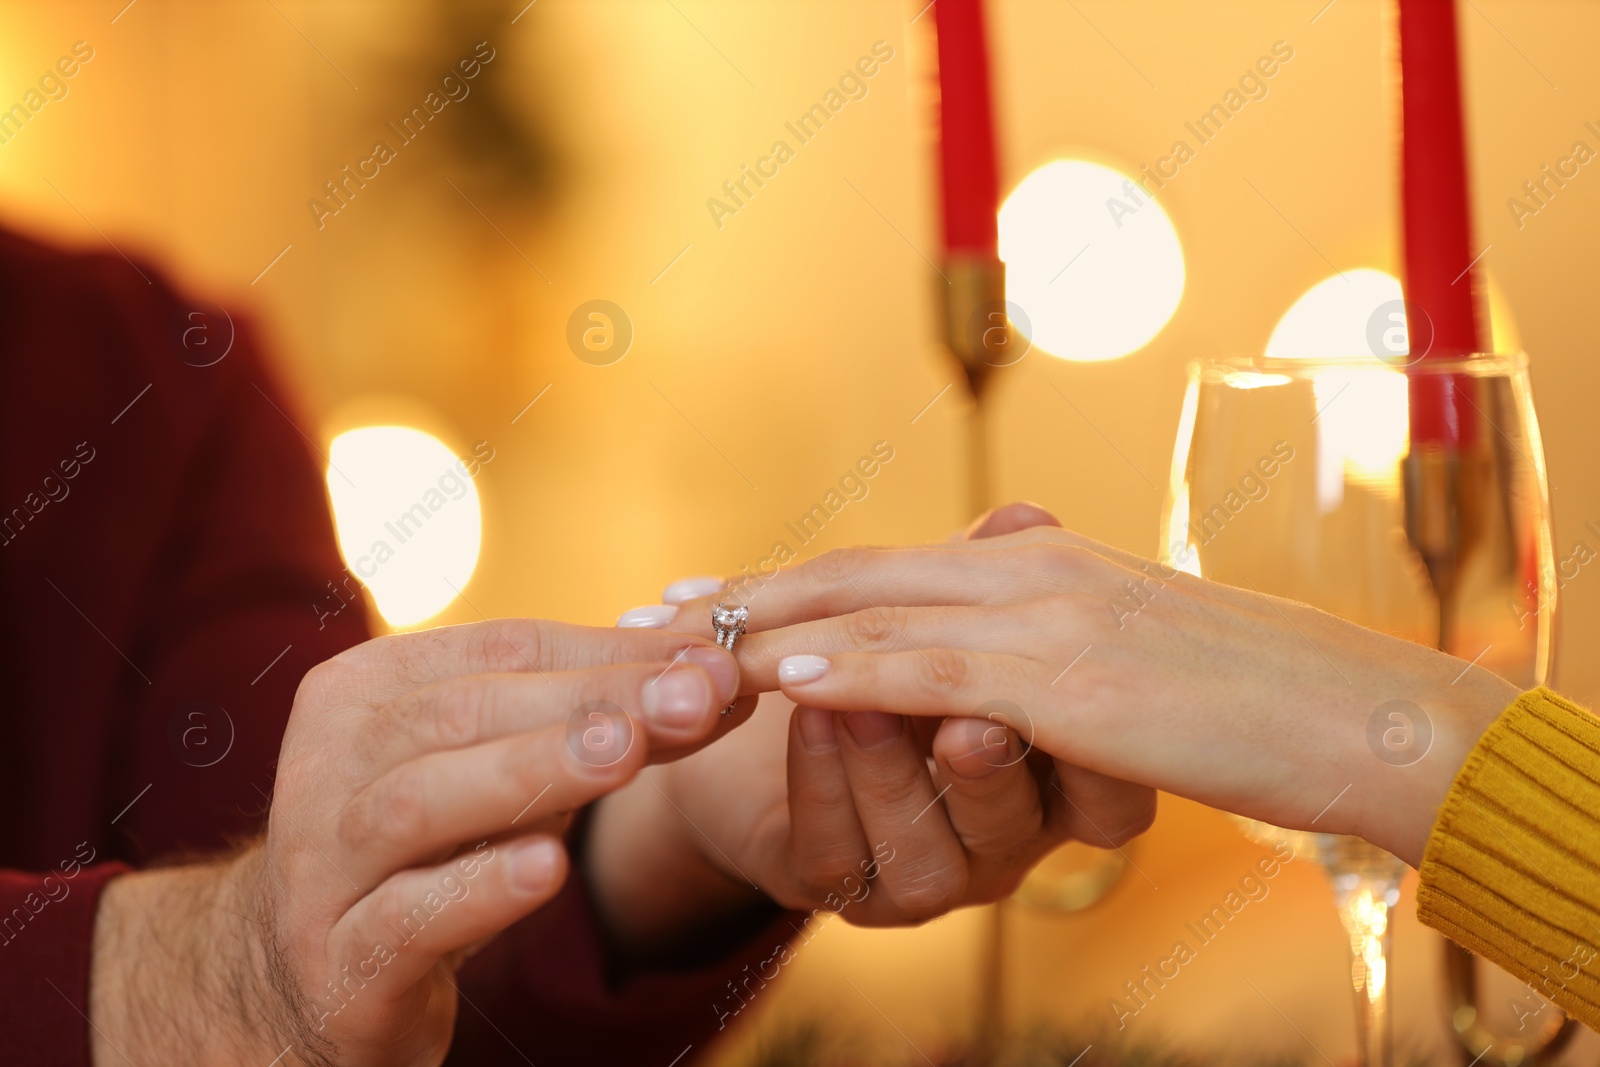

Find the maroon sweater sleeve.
[
  {"left": 0, "top": 864, "right": 128, "bottom": 1067},
  {"left": 0, "top": 227, "right": 795, "bottom": 1067},
  {"left": 449, "top": 816, "right": 800, "bottom": 1067},
  {"left": 0, "top": 229, "right": 370, "bottom": 1066}
]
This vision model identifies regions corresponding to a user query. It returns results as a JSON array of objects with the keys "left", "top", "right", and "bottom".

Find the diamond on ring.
[
  {"left": 711, "top": 602, "right": 749, "bottom": 713},
  {"left": 712, "top": 602, "right": 749, "bottom": 650}
]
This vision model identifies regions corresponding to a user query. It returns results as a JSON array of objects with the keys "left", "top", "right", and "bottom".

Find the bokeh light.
[
  {"left": 1265, "top": 267, "right": 1517, "bottom": 505},
  {"left": 326, "top": 425, "right": 484, "bottom": 629},
  {"left": 1266, "top": 269, "right": 1412, "bottom": 493},
  {"left": 1265, "top": 267, "right": 1517, "bottom": 358},
  {"left": 998, "top": 159, "right": 1185, "bottom": 362}
]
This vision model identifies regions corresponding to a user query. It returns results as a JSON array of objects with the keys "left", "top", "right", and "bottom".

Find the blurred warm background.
[{"left": 4, "top": 0, "right": 1597, "bottom": 1062}]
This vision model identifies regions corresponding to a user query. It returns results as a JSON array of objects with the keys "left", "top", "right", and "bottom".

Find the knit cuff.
[
  {"left": 0, "top": 862, "right": 130, "bottom": 1067},
  {"left": 1416, "top": 687, "right": 1600, "bottom": 1028}
]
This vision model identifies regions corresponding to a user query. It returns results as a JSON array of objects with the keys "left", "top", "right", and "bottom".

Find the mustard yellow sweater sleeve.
[{"left": 1417, "top": 687, "right": 1600, "bottom": 1029}]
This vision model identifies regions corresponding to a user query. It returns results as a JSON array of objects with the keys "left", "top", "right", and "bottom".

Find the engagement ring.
[{"left": 711, "top": 602, "right": 749, "bottom": 714}]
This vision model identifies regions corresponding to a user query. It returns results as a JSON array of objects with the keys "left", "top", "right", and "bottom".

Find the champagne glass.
[{"left": 1161, "top": 352, "right": 1554, "bottom": 1067}]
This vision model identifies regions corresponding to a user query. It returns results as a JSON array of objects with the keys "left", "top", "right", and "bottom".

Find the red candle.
[
  {"left": 1397, "top": 0, "right": 1481, "bottom": 447},
  {"left": 934, "top": 0, "right": 1001, "bottom": 258}
]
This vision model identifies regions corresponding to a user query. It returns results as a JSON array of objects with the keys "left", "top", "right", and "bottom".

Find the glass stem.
[{"left": 1325, "top": 862, "right": 1404, "bottom": 1067}]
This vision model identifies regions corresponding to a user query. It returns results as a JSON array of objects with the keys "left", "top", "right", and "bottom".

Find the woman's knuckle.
[
  {"left": 1017, "top": 539, "right": 1066, "bottom": 566},
  {"left": 842, "top": 606, "right": 906, "bottom": 651},
  {"left": 1044, "top": 541, "right": 1099, "bottom": 575},
  {"left": 807, "top": 547, "right": 867, "bottom": 588},
  {"left": 922, "top": 647, "right": 971, "bottom": 690}
]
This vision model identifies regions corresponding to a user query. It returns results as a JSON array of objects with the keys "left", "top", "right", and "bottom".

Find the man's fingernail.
[
  {"left": 617, "top": 604, "right": 678, "bottom": 628},
  {"left": 778, "top": 654, "right": 831, "bottom": 684},
  {"left": 510, "top": 839, "right": 563, "bottom": 894},
  {"left": 841, "top": 710, "right": 902, "bottom": 749},
  {"left": 948, "top": 717, "right": 1016, "bottom": 777},
  {"left": 680, "top": 645, "right": 738, "bottom": 704},
  {"left": 796, "top": 707, "right": 838, "bottom": 751},
  {"left": 662, "top": 576, "right": 725, "bottom": 605},
  {"left": 641, "top": 665, "right": 712, "bottom": 729}
]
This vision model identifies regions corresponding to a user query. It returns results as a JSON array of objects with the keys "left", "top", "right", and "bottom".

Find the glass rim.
[{"left": 1193, "top": 351, "right": 1527, "bottom": 378}]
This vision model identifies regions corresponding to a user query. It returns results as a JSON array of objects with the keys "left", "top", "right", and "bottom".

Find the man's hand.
[{"left": 88, "top": 619, "right": 741, "bottom": 1067}]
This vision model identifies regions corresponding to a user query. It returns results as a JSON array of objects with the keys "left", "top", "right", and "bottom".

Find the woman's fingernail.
[
  {"left": 616, "top": 604, "right": 678, "bottom": 628},
  {"left": 778, "top": 654, "right": 830, "bottom": 684},
  {"left": 796, "top": 707, "right": 838, "bottom": 752},
  {"left": 680, "top": 645, "right": 739, "bottom": 704},
  {"left": 662, "top": 576, "right": 725, "bottom": 605},
  {"left": 841, "top": 710, "right": 902, "bottom": 749},
  {"left": 510, "top": 838, "right": 563, "bottom": 894},
  {"left": 642, "top": 665, "right": 712, "bottom": 729}
]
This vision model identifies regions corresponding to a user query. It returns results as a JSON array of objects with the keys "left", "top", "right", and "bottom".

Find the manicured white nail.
[
  {"left": 662, "top": 576, "right": 725, "bottom": 605},
  {"left": 778, "top": 654, "right": 831, "bottom": 684},
  {"left": 616, "top": 604, "right": 678, "bottom": 628}
]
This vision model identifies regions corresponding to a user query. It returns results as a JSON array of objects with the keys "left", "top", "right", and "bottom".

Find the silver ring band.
[{"left": 711, "top": 602, "right": 749, "bottom": 714}]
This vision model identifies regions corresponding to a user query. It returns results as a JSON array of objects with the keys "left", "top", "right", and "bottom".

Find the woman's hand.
[
  {"left": 587, "top": 505, "right": 1154, "bottom": 941},
  {"left": 90, "top": 619, "right": 740, "bottom": 1067},
  {"left": 701, "top": 521, "right": 1516, "bottom": 867}
]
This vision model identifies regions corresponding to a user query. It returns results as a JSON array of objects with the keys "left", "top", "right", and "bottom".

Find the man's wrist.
[{"left": 89, "top": 848, "right": 291, "bottom": 1065}]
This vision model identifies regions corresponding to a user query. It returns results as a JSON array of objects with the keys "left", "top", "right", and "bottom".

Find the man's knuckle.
[
  {"left": 293, "top": 659, "right": 347, "bottom": 710},
  {"left": 468, "top": 619, "right": 546, "bottom": 675},
  {"left": 382, "top": 634, "right": 439, "bottom": 691},
  {"left": 336, "top": 800, "right": 371, "bottom": 855},
  {"left": 368, "top": 880, "right": 413, "bottom": 934},
  {"left": 428, "top": 682, "right": 484, "bottom": 748},
  {"left": 354, "top": 774, "right": 429, "bottom": 853}
]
